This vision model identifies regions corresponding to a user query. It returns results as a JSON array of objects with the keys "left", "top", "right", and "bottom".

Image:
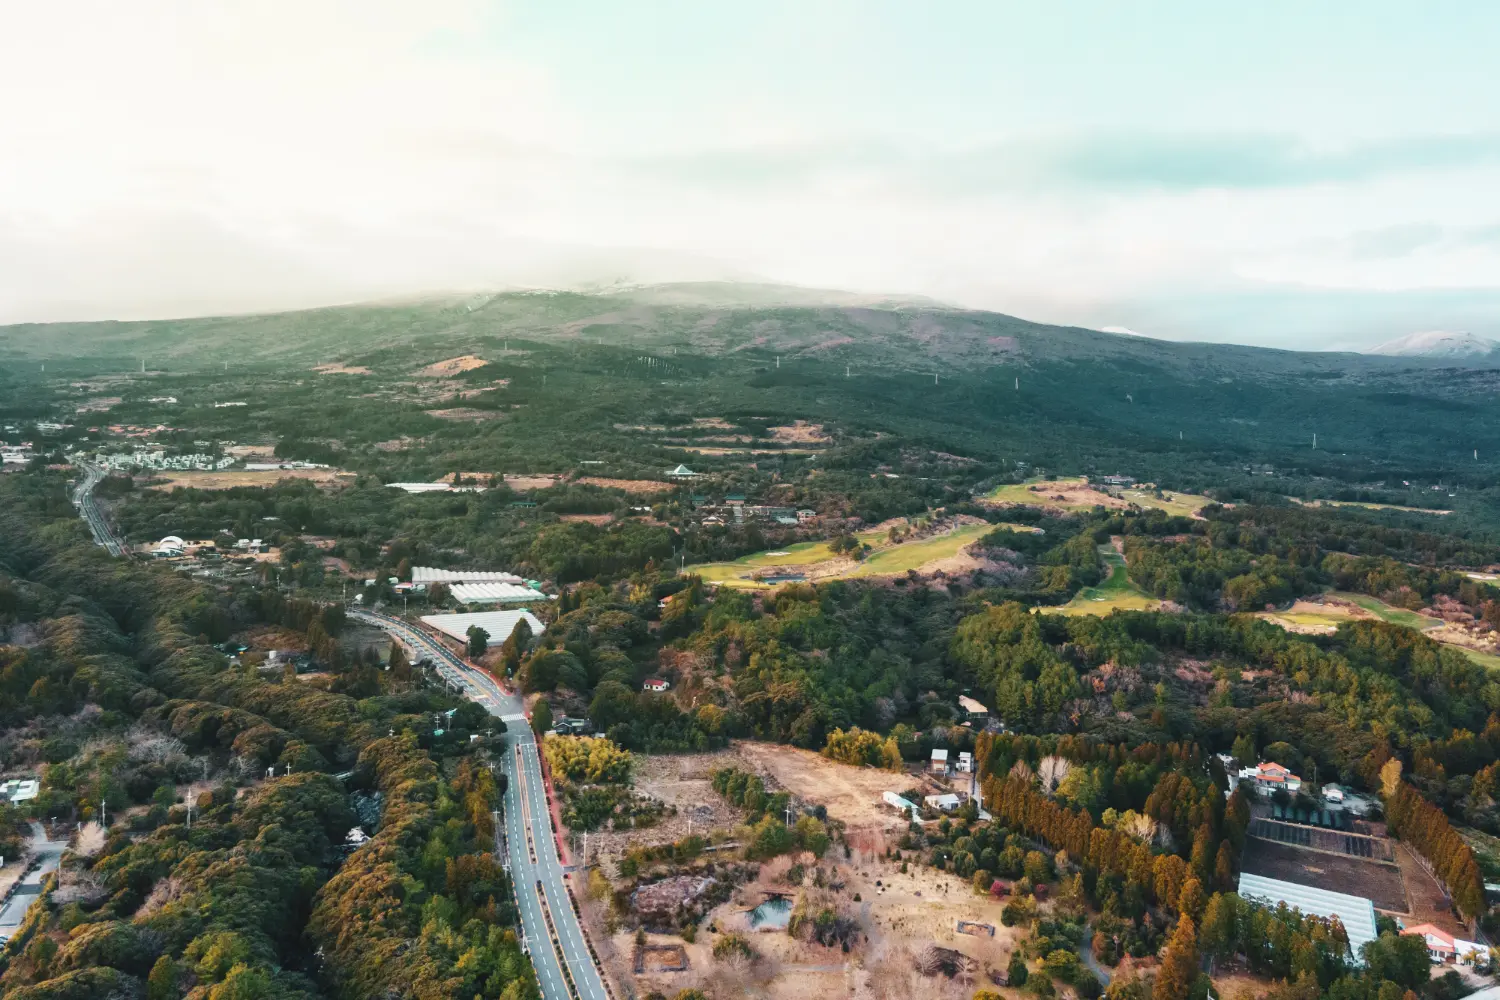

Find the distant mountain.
[{"left": 1365, "top": 330, "right": 1500, "bottom": 358}]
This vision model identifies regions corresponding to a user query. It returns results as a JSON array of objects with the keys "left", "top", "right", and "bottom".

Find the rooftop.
[
  {"left": 1237, "top": 872, "right": 1377, "bottom": 960},
  {"left": 420, "top": 610, "right": 545, "bottom": 646}
]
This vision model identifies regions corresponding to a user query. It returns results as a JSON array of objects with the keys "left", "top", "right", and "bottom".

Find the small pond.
[{"left": 748, "top": 896, "right": 793, "bottom": 929}]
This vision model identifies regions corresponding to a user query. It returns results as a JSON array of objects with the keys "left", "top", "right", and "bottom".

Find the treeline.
[
  {"left": 1386, "top": 781, "right": 1486, "bottom": 921},
  {"left": 309, "top": 735, "right": 528, "bottom": 999}
]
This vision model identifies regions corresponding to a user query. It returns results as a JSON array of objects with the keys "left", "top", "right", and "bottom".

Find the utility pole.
[
  {"left": 845, "top": 365, "right": 850, "bottom": 378},
  {"left": 784, "top": 801, "right": 794, "bottom": 825}
]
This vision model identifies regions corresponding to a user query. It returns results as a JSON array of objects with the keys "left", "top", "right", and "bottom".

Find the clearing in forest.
[
  {"left": 986, "top": 477, "right": 1211, "bottom": 518},
  {"left": 691, "top": 522, "right": 986, "bottom": 589},
  {"left": 1049, "top": 545, "right": 1159, "bottom": 617},
  {"left": 417, "top": 354, "right": 487, "bottom": 377},
  {"left": 144, "top": 468, "right": 352, "bottom": 490}
]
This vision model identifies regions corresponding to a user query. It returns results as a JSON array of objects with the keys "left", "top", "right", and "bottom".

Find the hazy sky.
[{"left": 3, "top": 2, "right": 1500, "bottom": 348}]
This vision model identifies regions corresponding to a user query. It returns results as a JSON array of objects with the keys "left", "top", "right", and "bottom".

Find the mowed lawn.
[
  {"left": 1330, "top": 592, "right": 1441, "bottom": 630},
  {"left": 845, "top": 523, "right": 992, "bottom": 577},
  {"left": 1116, "top": 487, "right": 1212, "bottom": 517},
  {"left": 691, "top": 524, "right": 986, "bottom": 588},
  {"left": 1049, "top": 548, "right": 1158, "bottom": 617}
]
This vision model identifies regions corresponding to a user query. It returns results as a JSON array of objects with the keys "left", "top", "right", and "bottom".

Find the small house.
[
  {"left": 956, "top": 751, "right": 974, "bottom": 773},
  {"left": 725, "top": 494, "right": 747, "bottom": 506},
  {"left": 1239, "top": 761, "right": 1303, "bottom": 795},
  {"left": 1321, "top": 783, "right": 1346, "bottom": 804},
  {"left": 2, "top": 778, "right": 40, "bottom": 804},
  {"left": 958, "top": 695, "right": 989, "bottom": 721},
  {"left": 924, "top": 793, "right": 962, "bottom": 812},
  {"left": 643, "top": 678, "right": 671, "bottom": 692},
  {"left": 882, "top": 791, "right": 920, "bottom": 818},
  {"left": 930, "top": 748, "right": 949, "bottom": 774}
]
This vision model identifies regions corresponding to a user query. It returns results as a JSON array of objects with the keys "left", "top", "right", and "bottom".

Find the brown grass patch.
[
  {"left": 418, "top": 354, "right": 487, "bottom": 377},
  {"left": 424, "top": 407, "right": 505, "bottom": 421},
  {"left": 312, "top": 363, "right": 372, "bottom": 375},
  {"left": 145, "top": 469, "right": 351, "bottom": 490},
  {"left": 560, "top": 513, "right": 614, "bottom": 524},
  {"left": 769, "top": 421, "right": 829, "bottom": 444},
  {"left": 504, "top": 473, "right": 561, "bottom": 490},
  {"left": 578, "top": 477, "right": 674, "bottom": 494}
]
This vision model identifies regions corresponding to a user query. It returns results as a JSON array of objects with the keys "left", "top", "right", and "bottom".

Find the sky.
[{"left": 2, "top": 1, "right": 1499, "bottom": 349}]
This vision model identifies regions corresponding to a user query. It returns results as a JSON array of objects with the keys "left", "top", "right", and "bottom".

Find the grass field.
[
  {"left": 1330, "top": 592, "right": 1441, "bottom": 630},
  {"left": 145, "top": 469, "right": 352, "bottom": 490},
  {"left": 1049, "top": 547, "right": 1159, "bottom": 617},
  {"left": 985, "top": 477, "right": 1092, "bottom": 507},
  {"left": 1116, "top": 487, "right": 1212, "bottom": 517},
  {"left": 691, "top": 523, "right": 986, "bottom": 589},
  {"left": 1457, "top": 647, "right": 1500, "bottom": 671},
  {"left": 845, "top": 523, "right": 991, "bottom": 577}
]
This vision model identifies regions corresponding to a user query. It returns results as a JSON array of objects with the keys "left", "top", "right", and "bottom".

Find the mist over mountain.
[{"left": 1365, "top": 330, "right": 1500, "bottom": 359}]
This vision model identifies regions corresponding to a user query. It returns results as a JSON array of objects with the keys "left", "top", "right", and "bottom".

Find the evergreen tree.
[
  {"left": 531, "top": 697, "right": 553, "bottom": 737},
  {"left": 1154, "top": 914, "right": 1199, "bottom": 1000}
]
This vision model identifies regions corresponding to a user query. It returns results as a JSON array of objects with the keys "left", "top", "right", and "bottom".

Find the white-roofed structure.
[
  {"left": 1237, "top": 872, "right": 1378, "bottom": 961},
  {"left": 421, "top": 610, "right": 544, "bottom": 647},
  {"left": 450, "top": 582, "right": 552, "bottom": 605},
  {"left": 412, "top": 567, "right": 525, "bottom": 586}
]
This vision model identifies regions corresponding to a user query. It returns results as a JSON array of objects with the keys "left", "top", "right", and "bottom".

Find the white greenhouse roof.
[
  {"left": 451, "top": 582, "right": 552, "bottom": 605},
  {"left": 421, "top": 610, "right": 544, "bottom": 646},
  {"left": 1238, "top": 872, "right": 1378, "bottom": 961},
  {"left": 412, "top": 567, "right": 524, "bottom": 585}
]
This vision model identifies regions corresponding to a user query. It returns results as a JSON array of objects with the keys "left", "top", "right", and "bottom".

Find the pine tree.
[{"left": 1154, "top": 914, "right": 1199, "bottom": 1000}]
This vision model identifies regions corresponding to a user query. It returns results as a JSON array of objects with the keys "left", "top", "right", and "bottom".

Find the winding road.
[
  {"left": 350, "top": 610, "right": 610, "bottom": 1000},
  {"left": 72, "top": 462, "right": 125, "bottom": 556}
]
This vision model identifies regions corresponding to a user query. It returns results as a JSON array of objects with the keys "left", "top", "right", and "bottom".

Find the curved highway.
[
  {"left": 350, "top": 609, "right": 610, "bottom": 1000},
  {"left": 72, "top": 463, "right": 125, "bottom": 556}
]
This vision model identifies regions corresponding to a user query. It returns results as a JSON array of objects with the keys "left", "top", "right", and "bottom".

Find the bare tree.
[{"left": 1037, "top": 756, "right": 1073, "bottom": 794}]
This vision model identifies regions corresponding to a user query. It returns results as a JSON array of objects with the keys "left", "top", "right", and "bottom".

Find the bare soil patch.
[
  {"left": 733, "top": 742, "right": 914, "bottom": 840},
  {"left": 1394, "top": 843, "right": 1468, "bottom": 936},
  {"left": 504, "top": 473, "right": 561, "bottom": 490},
  {"left": 1240, "top": 838, "right": 1407, "bottom": 912},
  {"left": 312, "top": 363, "right": 372, "bottom": 375},
  {"left": 769, "top": 421, "right": 830, "bottom": 444},
  {"left": 578, "top": 477, "right": 674, "bottom": 494},
  {"left": 145, "top": 469, "right": 351, "bottom": 490},
  {"left": 586, "top": 751, "right": 748, "bottom": 862},
  {"left": 418, "top": 354, "right": 487, "bottom": 377},
  {"left": 424, "top": 407, "right": 505, "bottom": 421},
  {"left": 560, "top": 514, "right": 613, "bottom": 524}
]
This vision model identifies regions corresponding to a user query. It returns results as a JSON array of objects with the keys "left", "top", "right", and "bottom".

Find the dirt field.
[
  {"left": 1394, "top": 843, "right": 1467, "bottom": 937},
  {"left": 734, "top": 742, "right": 920, "bottom": 845},
  {"left": 1240, "top": 839, "right": 1408, "bottom": 912},
  {"left": 418, "top": 354, "right": 487, "bottom": 377},
  {"left": 424, "top": 407, "right": 504, "bottom": 421},
  {"left": 770, "top": 421, "right": 830, "bottom": 444},
  {"left": 578, "top": 477, "right": 674, "bottom": 494},
  {"left": 312, "top": 363, "right": 372, "bottom": 375},
  {"left": 504, "top": 473, "right": 561, "bottom": 490},
  {"left": 144, "top": 469, "right": 353, "bottom": 490},
  {"left": 606, "top": 852, "right": 1027, "bottom": 1000},
  {"left": 223, "top": 444, "right": 277, "bottom": 459},
  {"left": 560, "top": 513, "right": 614, "bottom": 524}
]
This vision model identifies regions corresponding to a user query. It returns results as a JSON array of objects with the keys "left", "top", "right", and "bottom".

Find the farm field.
[
  {"left": 1049, "top": 546, "right": 1159, "bottom": 617},
  {"left": 143, "top": 468, "right": 353, "bottom": 490},
  {"left": 1240, "top": 839, "right": 1407, "bottom": 912},
  {"left": 691, "top": 522, "right": 985, "bottom": 589}
]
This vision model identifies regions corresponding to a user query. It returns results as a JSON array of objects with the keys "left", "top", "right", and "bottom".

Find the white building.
[
  {"left": 449, "top": 582, "right": 552, "bottom": 606},
  {"left": 412, "top": 567, "right": 525, "bottom": 586},
  {"left": 956, "top": 751, "right": 974, "bottom": 773},
  {"left": 643, "top": 678, "right": 671, "bottom": 692},
  {"left": 924, "top": 793, "right": 962, "bottom": 812},
  {"left": 883, "top": 791, "right": 920, "bottom": 818},
  {"left": 420, "top": 610, "right": 544, "bottom": 648},
  {"left": 1, "top": 779, "right": 39, "bottom": 804},
  {"left": 1238, "top": 761, "right": 1303, "bottom": 795},
  {"left": 958, "top": 695, "right": 989, "bottom": 721},
  {"left": 153, "top": 535, "right": 186, "bottom": 558},
  {"left": 1238, "top": 873, "right": 1377, "bottom": 961}
]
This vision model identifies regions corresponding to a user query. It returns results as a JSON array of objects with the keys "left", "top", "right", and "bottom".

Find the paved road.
[
  {"left": 0, "top": 824, "right": 68, "bottom": 945},
  {"left": 352, "top": 610, "right": 609, "bottom": 1000},
  {"left": 72, "top": 463, "right": 125, "bottom": 556}
]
